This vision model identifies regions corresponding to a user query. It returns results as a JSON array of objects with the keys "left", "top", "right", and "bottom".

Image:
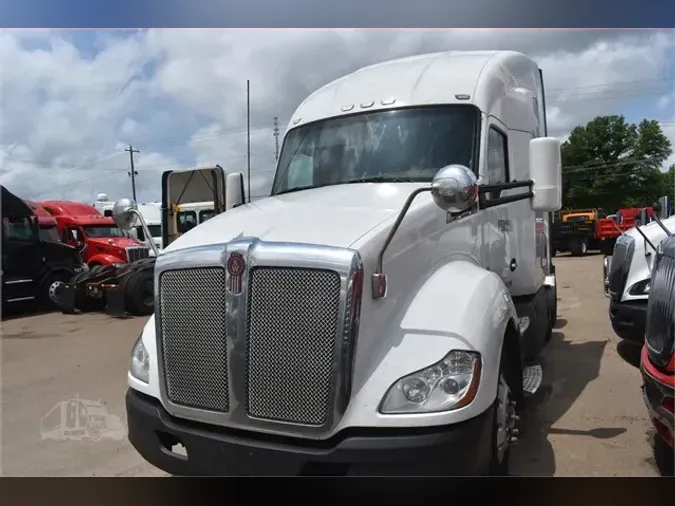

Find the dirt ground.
[{"left": 0, "top": 254, "right": 663, "bottom": 476}]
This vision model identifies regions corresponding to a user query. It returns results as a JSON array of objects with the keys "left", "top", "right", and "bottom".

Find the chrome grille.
[
  {"left": 646, "top": 236, "right": 675, "bottom": 367},
  {"left": 608, "top": 235, "right": 635, "bottom": 302},
  {"left": 158, "top": 268, "right": 229, "bottom": 412},
  {"left": 246, "top": 267, "right": 341, "bottom": 426},
  {"left": 126, "top": 246, "right": 150, "bottom": 263}
]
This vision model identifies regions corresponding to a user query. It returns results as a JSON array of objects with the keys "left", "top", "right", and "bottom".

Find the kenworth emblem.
[{"left": 227, "top": 252, "right": 246, "bottom": 294}]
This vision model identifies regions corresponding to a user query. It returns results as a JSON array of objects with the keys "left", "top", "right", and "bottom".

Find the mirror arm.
[
  {"left": 372, "top": 187, "right": 432, "bottom": 300},
  {"left": 128, "top": 209, "right": 160, "bottom": 257}
]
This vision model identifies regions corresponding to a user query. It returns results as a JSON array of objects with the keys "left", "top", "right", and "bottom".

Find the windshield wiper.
[
  {"left": 344, "top": 176, "right": 426, "bottom": 184},
  {"left": 274, "top": 177, "right": 426, "bottom": 196}
]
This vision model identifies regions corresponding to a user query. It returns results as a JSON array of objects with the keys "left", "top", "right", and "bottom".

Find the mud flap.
[
  {"left": 58, "top": 283, "right": 78, "bottom": 314},
  {"left": 104, "top": 284, "right": 128, "bottom": 318}
]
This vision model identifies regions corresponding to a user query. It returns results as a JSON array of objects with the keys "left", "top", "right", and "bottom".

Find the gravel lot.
[{"left": 0, "top": 254, "right": 662, "bottom": 476}]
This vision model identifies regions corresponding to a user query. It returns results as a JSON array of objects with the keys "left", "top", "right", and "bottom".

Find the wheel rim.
[
  {"left": 496, "top": 374, "right": 517, "bottom": 463},
  {"left": 581, "top": 242, "right": 587, "bottom": 254},
  {"left": 48, "top": 281, "right": 64, "bottom": 304}
]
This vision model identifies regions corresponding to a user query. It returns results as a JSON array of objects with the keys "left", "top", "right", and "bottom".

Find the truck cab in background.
[
  {"left": 124, "top": 50, "right": 563, "bottom": 476},
  {"left": 39, "top": 200, "right": 150, "bottom": 268},
  {"left": 2, "top": 186, "right": 84, "bottom": 309},
  {"left": 159, "top": 165, "right": 243, "bottom": 249},
  {"left": 605, "top": 197, "right": 674, "bottom": 344}
]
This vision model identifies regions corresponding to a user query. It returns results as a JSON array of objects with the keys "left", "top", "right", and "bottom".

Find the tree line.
[{"left": 561, "top": 115, "right": 673, "bottom": 214}]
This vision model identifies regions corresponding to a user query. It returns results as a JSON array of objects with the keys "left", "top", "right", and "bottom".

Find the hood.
[
  {"left": 162, "top": 183, "right": 426, "bottom": 254},
  {"left": 89, "top": 236, "right": 146, "bottom": 249},
  {"left": 626, "top": 215, "right": 675, "bottom": 246}
]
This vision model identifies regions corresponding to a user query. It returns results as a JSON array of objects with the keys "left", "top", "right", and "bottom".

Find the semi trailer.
[{"left": 123, "top": 50, "right": 563, "bottom": 476}]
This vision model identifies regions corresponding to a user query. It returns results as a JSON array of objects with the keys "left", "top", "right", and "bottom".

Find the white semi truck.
[
  {"left": 122, "top": 50, "right": 562, "bottom": 476},
  {"left": 605, "top": 202, "right": 674, "bottom": 343}
]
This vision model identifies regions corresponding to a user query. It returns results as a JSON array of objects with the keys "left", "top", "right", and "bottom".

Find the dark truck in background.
[
  {"left": 550, "top": 209, "right": 602, "bottom": 256},
  {"left": 2, "top": 185, "right": 85, "bottom": 311}
]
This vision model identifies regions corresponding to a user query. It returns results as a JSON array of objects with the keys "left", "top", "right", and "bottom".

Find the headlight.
[
  {"left": 130, "top": 336, "right": 150, "bottom": 383},
  {"left": 629, "top": 279, "right": 650, "bottom": 296},
  {"left": 379, "top": 350, "right": 481, "bottom": 414}
]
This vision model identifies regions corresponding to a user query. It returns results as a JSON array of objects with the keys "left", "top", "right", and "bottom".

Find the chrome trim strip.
[{"left": 153, "top": 238, "right": 364, "bottom": 439}]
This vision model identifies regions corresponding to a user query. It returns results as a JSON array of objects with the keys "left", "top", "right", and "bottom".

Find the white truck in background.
[
  {"left": 94, "top": 194, "right": 163, "bottom": 254},
  {"left": 605, "top": 197, "right": 674, "bottom": 344},
  {"left": 122, "top": 50, "right": 562, "bottom": 476}
]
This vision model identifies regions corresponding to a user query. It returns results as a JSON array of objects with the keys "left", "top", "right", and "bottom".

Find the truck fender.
[
  {"left": 353, "top": 260, "right": 520, "bottom": 428},
  {"left": 87, "top": 253, "right": 123, "bottom": 266}
]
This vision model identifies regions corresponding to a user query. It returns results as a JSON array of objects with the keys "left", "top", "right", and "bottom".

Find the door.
[
  {"left": 482, "top": 118, "right": 515, "bottom": 288},
  {"left": 2, "top": 216, "right": 43, "bottom": 302}
]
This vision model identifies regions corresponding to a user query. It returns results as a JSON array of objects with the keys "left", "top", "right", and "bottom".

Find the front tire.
[{"left": 489, "top": 353, "right": 519, "bottom": 475}]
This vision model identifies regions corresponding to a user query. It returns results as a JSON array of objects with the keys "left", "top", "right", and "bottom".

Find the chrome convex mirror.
[
  {"left": 112, "top": 198, "right": 138, "bottom": 230},
  {"left": 430, "top": 164, "right": 478, "bottom": 214},
  {"left": 112, "top": 197, "right": 160, "bottom": 256}
]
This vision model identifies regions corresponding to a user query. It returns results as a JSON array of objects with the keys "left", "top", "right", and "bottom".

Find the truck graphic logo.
[
  {"left": 227, "top": 252, "right": 246, "bottom": 294},
  {"left": 40, "top": 394, "right": 126, "bottom": 442}
]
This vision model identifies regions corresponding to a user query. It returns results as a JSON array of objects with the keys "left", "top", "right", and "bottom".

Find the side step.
[{"left": 522, "top": 363, "right": 543, "bottom": 396}]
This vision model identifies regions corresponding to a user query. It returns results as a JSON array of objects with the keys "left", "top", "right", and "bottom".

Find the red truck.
[
  {"left": 38, "top": 200, "right": 150, "bottom": 267},
  {"left": 24, "top": 200, "right": 61, "bottom": 243},
  {"left": 596, "top": 206, "right": 656, "bottom": 255}
]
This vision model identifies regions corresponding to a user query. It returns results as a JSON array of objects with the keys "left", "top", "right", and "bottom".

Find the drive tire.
[
  {"left": 40, "top": 271, "right": 73, "bottom": 310},
  {"left": 125, "top": 269, "right": 155, "bottom": 316}
]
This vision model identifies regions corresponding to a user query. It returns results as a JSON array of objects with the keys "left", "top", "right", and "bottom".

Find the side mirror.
[
  {"left": 128, "top": 227, "right": 139, "bottom": 240},
  {"left": 430, "top": 165, "right": 478, "bottom": 214},
  {"left": 226, "top": 172, "right": 246, "bottom": 209},
  {"left": 529, "top": 137, "right": 562, "bottom": 212},
  {"left": 112, "top": 198, "right": 138, "bottom": 231}
]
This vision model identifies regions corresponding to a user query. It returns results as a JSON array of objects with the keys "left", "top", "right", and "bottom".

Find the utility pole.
[
  {"left": 246, "top": 79, "right": 251, "bottom": 203},
  {"left": 273, "top": 116, "right": 280, "bottom": 162},
  {"left": 125, "top": 145, "right": 139, "bottom": 202}
]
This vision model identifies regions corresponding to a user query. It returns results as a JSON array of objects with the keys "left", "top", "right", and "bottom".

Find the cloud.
[{"left": 1, "top": 29, "right": 674, "bottom": 205}]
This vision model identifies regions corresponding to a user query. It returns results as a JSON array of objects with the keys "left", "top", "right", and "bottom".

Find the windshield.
[
  {"left": 177, "top": 210, "right": 197, "bottom": 233},
  {"left": 272, "top": 105, "right": 479, "bottom": 195},
  {"left": 147, "top": 224, "right": 161, "bottom": 238},
  {"left": 199, "top": 210, "right": 216, "bottom": 223},
  {"left": 82, "top": 225, "right": 125, "bottom": 238},
  {"left": 39, "top": 225, "right": 61, "bottom": 242}
]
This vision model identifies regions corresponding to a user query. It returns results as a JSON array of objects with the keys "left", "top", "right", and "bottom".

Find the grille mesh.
[
  {"left": 127, "top": 246, "right": 150, "bottom": 263},
  {"left": 646, "top": 236, "right": 675, "bottom": 366},
  {"left": 159, "top": 268, "right": 229, "bottom": 412},
  {"left": 246, "top": 267, "right": 341, "bottom": 426},
  {"left": 608, "top": 236, "right": 635, "bottom": 301}
]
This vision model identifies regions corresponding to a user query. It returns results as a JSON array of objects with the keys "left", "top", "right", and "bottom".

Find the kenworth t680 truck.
[{"left": 124, "top": 50, "right": 563, "bottom": 476}]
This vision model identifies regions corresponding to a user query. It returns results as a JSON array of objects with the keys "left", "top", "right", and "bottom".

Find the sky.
[{"left": 0, "top": 28, "right": 674, "bottom": 205}]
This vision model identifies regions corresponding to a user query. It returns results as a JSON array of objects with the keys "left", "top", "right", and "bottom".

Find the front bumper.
[
  {"left": 126, "top": 389, "right": 494, "bottom": 476},
  {"left": 609, "top": 299, "right": 647, "bottom": 343},
  {"left": 640, "top": 346, "right": 674, "bottom": 447}
]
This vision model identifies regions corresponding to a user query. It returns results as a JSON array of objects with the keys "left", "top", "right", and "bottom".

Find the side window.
[
  {"left": 487, "top": 127, "right": 509, "bottom": 185},
  {"left": 532, "top": 97, "right": 541, "bottom": 137},
  {"left": 3, "top": 216, "right": 33, "bottom": 240}
]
